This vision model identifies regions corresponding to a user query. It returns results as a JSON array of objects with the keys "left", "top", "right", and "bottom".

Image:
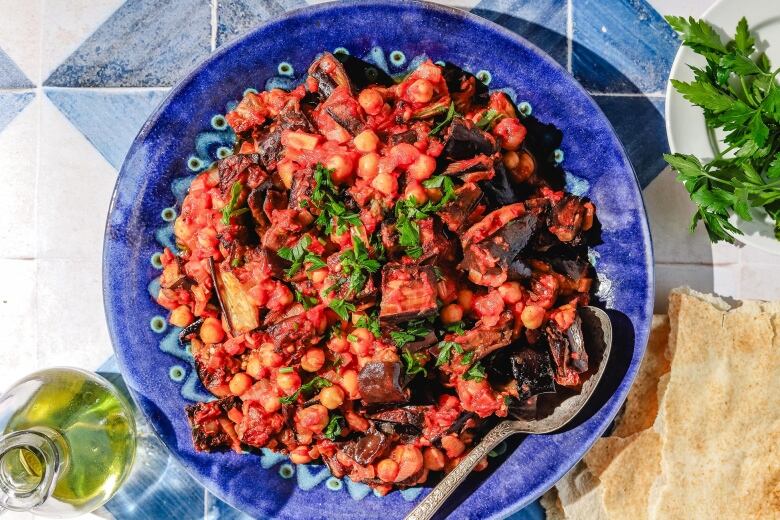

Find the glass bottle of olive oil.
[{"left": 0, "top": 368, "right": 136, "bottom": 517}]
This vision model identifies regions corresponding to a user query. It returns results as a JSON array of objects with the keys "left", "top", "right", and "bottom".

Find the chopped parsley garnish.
[
  {"left": 390, "top": 319, "right": 431, "bottom": 348},
  {"left": 323, "top": 414, "right": 344, "bottom": 440},
  {"left": 347, "top": 333, "right": 358, "bottom": 342},
  {"left": 279, "top": 367, "right": 294, "bottom": 374},
  {"left": 463, "top": 361, "right": 487, "bottom": 382},
  {"left": 278, "top": 235, "right": 325, "bottom": 278},
  {"left": 339, "top": 234, "right": 381, "bottom": 295},
  {"left": 355, "top": 312, "right": 381, "bottom": 338},
  {"left": 328, "top": 298, "right": 356, "bottom": 321},
  {"left": 393, "top": 177, "right": 457, "bottom": 258},
  {"left": 475, "top": 108, "right": 505, "bottom": 130},
  {"left": 221, "top": 181, "right": 249, "bottom": 225},
  {"left": 443, "top": 321, "right": 467, "bottom": 335},
  {"left": 460, "top": 351, "right": 474, "bottom": 365},
  {"left": 401, "top": 348, "right": 428, "bottom": 377},
  {"left": 429, "top": 102, "right": 458, "bottom": 136},
  {"left": 279, "top": 376, "right": 332, "bottom": 405},
  {"left": 294, "top": 289, "right": 319, "bottom": 309},
  {"left": 230, "top": 256, "right": 243, "bottom": 268},
  {"left": 435, "top": 341, "right": 464, "bottom": 366},
  {"left": 312, "top": 164, "right": 362, "bottom": 235}
]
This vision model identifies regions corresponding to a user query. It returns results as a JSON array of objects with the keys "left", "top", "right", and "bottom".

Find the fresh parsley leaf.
[
  {"left": 463, "top": 361, "right": 487, "bottom": 382},
  {"left": 401, "top": 348, "right": 428, "bottom": 377},
  {"left": 355, "top": 312, "right": 381, "bottom": 338},
  {"left": 311, "top": 163, "right": 362, "bottom": 235},
  {"left": 665, "top": 16, "right": 727, "bottom": 54},
  {"left": 339, "top": 234, "right": 381, "bottom": 294},
  {"left": 278, "top": 235, "right": 312, "bottom": 277},
  {"left": 443, "top": 321, "right": 466, "bottom": 335},
  {"left": 279, "top": 367, "right": 294, "bottom": 374},
  {"left": 734, "top": 16, "right": 755, "bottom": 55},
  {"left": 279, "top": 376, "right": 332, "bottom": 405},
  {"left": 323, "top": 414, "right": 343, "bottom": 440},
  {"left": 393, "top": 177, "right": 457, "bottom": 258},
  {"left": 435, "top": 341, "right": 463, "bottom": 366},
  {"left": 475, "top": 108, "right": 504, "bottom": 130},
  {"left": 429, "top": 102, "right": 458, "bottom": 136},
  {"left": 294, "top": 289, "right": 318, "bottom": 309},
  {"left": 669, "top": 79, "right": 735, "bottom": 113},
  {"left": 328, "top": 298, "right": 355, "bottom": 321},
  {"left": 221, "top": 181, "right": 248, "bottom": 225},
  {"left": 460, "top": 351, "right": 475, "bottom": 365},
  {"left": 391, "top": 319, "right": 431, "bottom": 348}
]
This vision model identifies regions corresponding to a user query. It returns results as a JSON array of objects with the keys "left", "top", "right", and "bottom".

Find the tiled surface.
[{"left": 0, "top": 0, "right": 777, "bottom": 518}]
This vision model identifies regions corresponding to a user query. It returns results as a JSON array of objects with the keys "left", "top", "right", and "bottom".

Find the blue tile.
[
  {"left": 506, "top": 500, "right": 546, "bottom": 520},
  {"left": 594, "top": 95, "right": 668, "bottom": 188},
  {"left": 572, "top": 0, "right": 678, "bottom": 93},
  {"left": 0, "top": 92, "right": 35, "bottom": 133},
  {"left": 471, "top": 0, "right": 567, "bottom": 68},
  {"left": 0, "top": 47, "right": 33, "bottom": 88},
  {"left": 205, "top": 491, "right": 255, "bottom": 520},
  {"left": 45, "top": 88, "right": 168, "bottom": 169},
  {"left": 216, "top": 0, "right": 306, "bottom": 48},
  {"left": 44, "top": 0, "right": 210, "bottom": 87}
]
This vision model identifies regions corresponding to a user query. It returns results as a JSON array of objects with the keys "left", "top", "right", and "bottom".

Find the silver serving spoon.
[{"left": 405, "top": 306, "right": 613, "bottom": 520}]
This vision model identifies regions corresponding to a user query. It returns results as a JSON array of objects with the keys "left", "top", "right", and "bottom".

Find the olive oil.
[{"left": 0, "top": 368, "right": 136, "bottom": 516}]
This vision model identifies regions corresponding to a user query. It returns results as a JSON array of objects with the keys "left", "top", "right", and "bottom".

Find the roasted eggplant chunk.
[
  {"left": 511, "top": 348, "right": 556, "bottom": 401},
  {"left": 308, "top": 52, "right": 352, "bottom": 98},
  {"left": 443, "top": 118, "right": 497, "bottom": 161},
  {"left": 447, "top": 310, "right": 514, "bottom": 360},
  {"left": 545, "top": 314, "right": 589, "bottom": 387},
  {"left": 379, "top": 264, "right": 438, "bottom": 322},
  {"left": 209, "top": 259, "right": 259, "bottom": 335},
  {"left": 439, "top": 182, "right": 483, "bottom": 232},
  {"left": 358, "top": 361, "right": 407, "bottom": 404},
  {"left": 343, "top": 425, "right": 391, "bottom": 466},
  {"left": 186, "top": 396, "right": 242, "bottom": 452}
]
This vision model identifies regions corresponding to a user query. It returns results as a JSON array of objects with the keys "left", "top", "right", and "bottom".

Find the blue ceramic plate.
[{"left": 104, "top": 1, "right": 654, "bottom": 518}]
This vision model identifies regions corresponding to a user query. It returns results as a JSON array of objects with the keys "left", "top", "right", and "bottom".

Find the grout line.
[
  {"left": 566, "top": 0, "right": 573, "bottom": 73},
  {"left": 655, "top": 261, "right": 742, "bottom": 267},
  {"left": 210, "top": 0, "right": 218, "bottom": 52},
  {"left": 0, "top": 87, "right": 37, "bottom": 93},
  {"left": 588, "top": 91, "right": 666, "bottom": 98},
  {"left": 33, "top": 0, "right": 44, "bottom": 363},
  {"left": 41, "top": 86, "right": 171, "bottom": 93}
]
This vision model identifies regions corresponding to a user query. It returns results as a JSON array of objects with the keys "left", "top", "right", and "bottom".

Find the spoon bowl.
[{"left": 405, "top": 306, "right": 613, "bottom": 520}]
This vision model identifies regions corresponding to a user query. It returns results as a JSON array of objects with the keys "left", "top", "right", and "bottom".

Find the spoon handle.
[{"left": 404, "top": 422, "right": 517, "bottom": 520}]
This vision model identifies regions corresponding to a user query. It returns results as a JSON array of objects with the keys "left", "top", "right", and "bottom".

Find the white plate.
[{"left": 665, "top": 0, "right": 780, "bottom": 255}]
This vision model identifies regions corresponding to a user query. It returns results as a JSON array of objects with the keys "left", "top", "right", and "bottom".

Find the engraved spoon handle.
[{"left": 404, "top": 421, "right": 518, "bottom": 520}]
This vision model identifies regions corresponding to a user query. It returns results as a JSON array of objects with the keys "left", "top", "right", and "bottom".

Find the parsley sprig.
[
  {"left": 323, "top": 414, "right": 343, "bottom": 440},
  {"left": 328, "top": 298, "right": 356, "bottom": 321},
  {"left": 475, "top": 108, "right": 504, "bottom": 130},
  {"left": 429, "top": 102, "right": 459, "bottom": 136},
  {"left": 401, "top": 348, "right": 428, "bottom": 377},
  {"left": 393, "top": 176, "right": 456, "bottom": 258},
  {"left": 221, "top": 181, "right": 249, "bottom": 225},
  {"left": 390, "top": 319, "right": 431, "bottom": 348},
  {"left": 355, "top": 312, "right": 381, "bottom": 338},
  {"left": 279, "top": 376, "right": 332, "bottom": 405},
  {"left": 312, "top": 164, "right": 362, "bottom": 235},
  {"left": 664, "top": 16, "right": 780, "bottom": 242},
  {"left": 463, "top": 361, "right": 487, "bottom": 382},
  {"left": 435, "top": 340, "right": 463, "bottom": 366},
  {"left": 340, "top": 235, "right": 381, "bottom": 294},
  {"left": 277, "top": 235, "right": 325, "bottom": 278}
]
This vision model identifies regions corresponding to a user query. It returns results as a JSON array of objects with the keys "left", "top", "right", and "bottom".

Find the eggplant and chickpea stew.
[{"left": 157, "top": 52, "right": 598, "bottom": 493}]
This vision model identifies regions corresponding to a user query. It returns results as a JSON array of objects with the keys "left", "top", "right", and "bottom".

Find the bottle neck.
[{"left": 0, "top": 429, "right": 64, "bottom": 513}]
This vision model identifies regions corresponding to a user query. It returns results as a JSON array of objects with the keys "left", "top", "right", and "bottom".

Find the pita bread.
[
  {"left": 540, "top": 487, "right": 566, "bottom": 520},
  {"left": 649, "top": 291, "right": 780, "bottom": 520}
]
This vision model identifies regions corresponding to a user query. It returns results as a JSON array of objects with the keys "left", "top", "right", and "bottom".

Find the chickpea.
[
  {"left": 310, "top": 267, "right": 328, "bottom": 284},
  {"left": 371, "top": 172, "right": 397, "bottom": 196},
  {"left": 357, "top": 152, "right": 380, "bottom": 180},
  {"left": 301, "top": 348, "right": 326, "bottom": 372},
  {"left": 404, "top": 182, "right": 428, "bottom": 205},
  {"left": 258, "top": 343, "right": 283, "bottom": 368},
  {"left": 169, "top": 305, "right": 193, "bottom": 328},
  {"left": 440, "top": 303, "right": 464, "bottom": 325},
  {"left": 407, "top": 154, "right": 437, "bottom": 181},
  {"left": 327, "top": 154, "right": 353, "bottom": 184},
  {"left": 340, "top": 369, "right": 359, "bottom": 398},
  {"left": 327, "top": 335, "right": 349, "bottom": 353},
  {"left": 246, "top": 355, "right": 263, "bottom": 379},
  {"left": 289, "top": 447, "right": 313, "bottom": 465},
  {"left": 457, "top": 289, "right": 474, "bottom": 311},
  {"left": 407, "top": 79, "right": 434, "bottom": 103},
  {"left": 389, "top": 143, "right": 419, "bottom": 167},
  {"left": 261, "top": 394, "right": 281, "bottom": 414},
  {"left": 358, "top": 88, "right": 384, "bottom": 115},
  {"left": 228, "top": 372, "right": 253, "bottom": 396},
  {"left": 425, "top": 187, "right": 443, "bottom": 203},
  {"left": 498, "top": 281, "right": 523, "bottom": 304},
  {"left": 277, "top": 370, "right": 302, "bottom": 394},
  {"left": 423, "top": 447, "right": 446, "bottom": 471},
  {"left": 297, "top": 404, "right": 329, "bottom": 433},
  {"left": 440, "top": 435, "right": 466, "bottom": 458},
  {"left": 511, "top": 151, "right": 536, "bottom": 183},
  {"left": 319, "top": 385, "right": 345, "bottom": 410},
  {"left": 520, "top": 305, "right": 545, "bottom": 330},
  {"left": 353, "top": 129, "right": 379, "bottom": 152},
  {"left": 200, "top": 317, "right": 225, "bottom": 344},
  {"left": 376, "top": 459, "right": 400, "bottom": 482},
  {"left": 502, "top": 150, "right": 520, "bottom": 170},
  {"left": 494, "top": 118, "right": 527, "bottom": 151},
  {"left": 391, "top": 445, "right": 424, "bottom": 483}
]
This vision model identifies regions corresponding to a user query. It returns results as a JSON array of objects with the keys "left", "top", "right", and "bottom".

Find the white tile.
[
  {"left": 37, "top": 95, "right": 116, "bottom": 260},
  {"left": 40, "top": 0, "right": 124, "bottom": 80},
  {"left": 0, "top": 259, "right": 38, "bottom": 393},
  {"left": 647, "top": 0, "right": 717, "bottom": 18},
  {"left": 738, "top": 243, "right": 780, "bottom": 265},
  {"left": 642, "top": 167, "right": 730, "bottom": 264},
  {"left": 740, "top": 263, "right": 780, "bottom": 301},
  {"left": 36, "top": 257, "right": 112, "bottom": 370},
  {"left": 0, "top": 0, "right": 41, "bottom": 85},
  {"left": 0, "top": 96, "right": 38, "bottom": 259},
  {"left": 654, "top": 262, "right": 741, "bottom": 312}
]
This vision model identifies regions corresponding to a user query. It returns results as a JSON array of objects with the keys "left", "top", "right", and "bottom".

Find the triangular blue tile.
[
  {"left": 44, "top": 0, "right": 210, "bottom": 87},
  {"left": 45, "top": 88, "right": 168, "bottom": 169},
  {"left": 0, "top": 92, "right": 35, "bottom": 133},
  {"left": 0, "top": 48, "right": 33, "bottom": 88},
  {"left": 216, "top": 0, "right": 307, "bottom": 48}
]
